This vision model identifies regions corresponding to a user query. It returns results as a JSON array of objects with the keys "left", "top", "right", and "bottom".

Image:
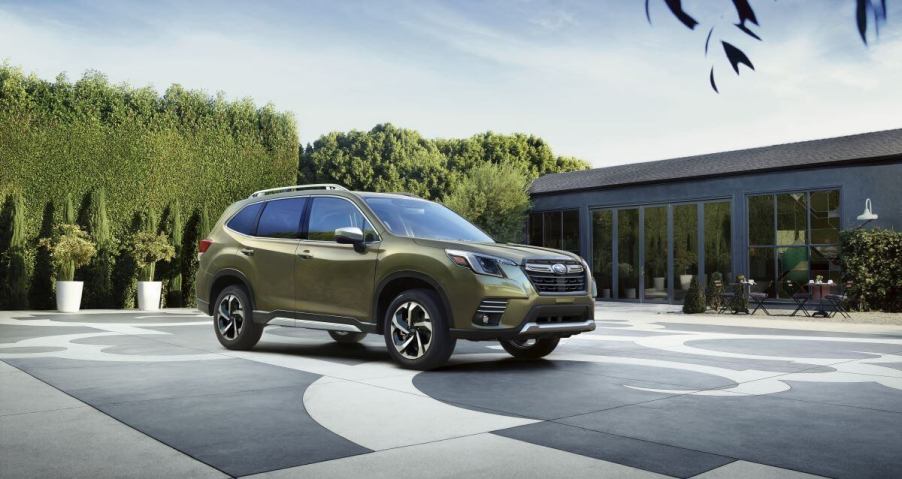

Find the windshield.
[{"left": 364, "top": 196, "right": 494, "bottom": 243}]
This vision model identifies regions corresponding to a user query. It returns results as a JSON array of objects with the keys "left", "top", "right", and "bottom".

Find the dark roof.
[{"left": 530, "top": 128, "right": 902, "bottom": 195}]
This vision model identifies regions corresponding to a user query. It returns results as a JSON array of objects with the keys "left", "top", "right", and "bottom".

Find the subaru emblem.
[{"left": 551, "top": 263, "right": 567, "bottom": 275}]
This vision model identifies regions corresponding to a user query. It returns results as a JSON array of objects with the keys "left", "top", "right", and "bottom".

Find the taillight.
[{"left": 198, "top": 239, "right": 213, "bottom": 254}]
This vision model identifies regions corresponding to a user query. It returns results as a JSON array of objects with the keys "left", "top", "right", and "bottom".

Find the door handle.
[
  {"left": 298, "top": 249, "right": 313, "bottom": 260},
  {"left": 240, "top": 248, "right": 255, "bottom": 256}
]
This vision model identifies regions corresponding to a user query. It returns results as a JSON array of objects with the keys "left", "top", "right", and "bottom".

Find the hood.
[{"left": 411, "top": 239, "right": 577, "bottom": 264}]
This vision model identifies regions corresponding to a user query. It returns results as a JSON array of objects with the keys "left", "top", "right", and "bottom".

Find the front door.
[{"left": 296, "top": 196, "right": 379, "bottom": 323}]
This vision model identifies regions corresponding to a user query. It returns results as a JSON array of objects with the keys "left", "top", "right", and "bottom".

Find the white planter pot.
[
  {"left": 653, "top": 277, "right": 665, "bottom": 291},
  {"left": 625, "top": 288, "right": 637, "bottom": 299},
  {"left": 679, "top": 274, "right": 693, "bottom": 290},
  {"left": 56, "top": 281, "right": 84, "bottom": 313},
  {"left": 137, "top": 281, "right": 163, "bottom": 311}
]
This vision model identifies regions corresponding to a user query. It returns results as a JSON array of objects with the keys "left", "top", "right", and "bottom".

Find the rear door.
[
  {"left": 296, "top": 196, "right": 380, "bottom": 323},
  {"left": 245, "top": 197, "right": 306, "bottom": 313}
]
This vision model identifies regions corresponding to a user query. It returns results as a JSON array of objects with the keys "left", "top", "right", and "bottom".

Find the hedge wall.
[
  {"left": 0, "top": 65, "right": 298, "bottom": 309},
  {"left": 840, "top": 228, "right": 902, "bottom": 312}
]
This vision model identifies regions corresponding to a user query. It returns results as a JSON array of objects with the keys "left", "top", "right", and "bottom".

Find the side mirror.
[{"left": 335, "top": 226, "right": 364, "bottom": 245}]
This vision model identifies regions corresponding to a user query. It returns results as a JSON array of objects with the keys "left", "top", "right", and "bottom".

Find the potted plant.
[
  {"left": 129, "top": 231, "right": 175, "bottom": 311},
  {"left": 674, "top": 251, "right": 697, "bottom": 290},
  {"left": 39, "top": 224, "right": 97, "bottom": 312}
]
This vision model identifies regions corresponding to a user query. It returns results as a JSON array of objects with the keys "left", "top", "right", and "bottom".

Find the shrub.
[
  {"left": 682, "top": 276, "right": 706, "bottom": 314},
  {"left": 80, "top": 189, "right": 116, "bottom": 307},
  {"left": 1, "top": 194, "right": 30, "bottom": 308},
  {"left": 706, "top": 271, "right": 724, "bottom": 311},
  {"left": 163, "top": 200, "right": 184, "bottom": 306},
  {"left": 840, "top": 228, "right": 902, "bottom": 312},
  {"left": 39, "top": 224, "right": 97, "bottom": 282},
  {"left": 442, "top": 163, "right": 530, "bottom": 242},
  {"left": 130, "top": 231, "right": 175, "bottom": 282},
  {"left": 181, "top": 206, "right": 209, "bottom": 307},
  {"left": 29, "top": 201, "right": 56, "bottom": 309}
]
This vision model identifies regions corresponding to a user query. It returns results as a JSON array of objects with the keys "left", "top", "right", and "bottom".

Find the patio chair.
[
  {"left": 787, "top": 280, "right": 810, "bottom": 317},
  {"left": 825, "top": 281, "right": 852, "bottom": 319},
  {"left": 749, "top": 281, "right": 771, "bottom": 315},
  {"left": 714, "top": 280, "right": 735, "bottom": 313}
]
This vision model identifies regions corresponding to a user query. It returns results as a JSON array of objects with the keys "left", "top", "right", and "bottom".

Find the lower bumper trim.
[{"left": 519, "top": 319, "right": 595, "bottom": 335}]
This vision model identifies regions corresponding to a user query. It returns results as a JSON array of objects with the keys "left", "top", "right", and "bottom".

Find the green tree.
[
  {"left": 163, "top": 200, "right": 184, "bottom": 306},
  {"left": 1, "top": 194, "right": 30, "bottom": 308},
  {"left": 443, "top": 163, "right": 530, "bottom": 243},
  {"left": 682, "top": 276, "right": 707, "bottom": 314},
  {"left": 79, "top": 189, "right": 115, "bottom": 307},
  {"left": 29, "top": 201, "right": 55, "bottom": 309}
]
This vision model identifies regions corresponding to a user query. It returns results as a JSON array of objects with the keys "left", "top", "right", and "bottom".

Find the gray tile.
[
  {"left": 0, "top": 404, "right": 225, "bottom": 478},
  {"left": 495, "top": 421, "right": 735, "bottom": 478},
  {"left": 775, "top": 378, "right": 902, "bottom": 414},
  {"left": 0, "top": 365, "right": 84, "bottom": 416},
  {"left": 0, "top": 324, "right": 99, "bottom": 343},
  {"left": 689, "top": 338, "right": 902, "bottom": 359},
  {"left": 693, "top": 460, "right": 827, "bottom": 479},
  {"left": 99, "top": 386, "right": 369, "bottom": 477},
  {"left": 558, "top": 393, "right": 902, "bottom": 479},
  {"left": 413, "top": 359, "right": 697, "bottom": 420}
]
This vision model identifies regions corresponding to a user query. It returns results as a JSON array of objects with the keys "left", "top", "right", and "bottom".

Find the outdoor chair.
[
  {"left": 749, "top": 281, "right": 772, "bottom": 315},
  {"left": 825, "top": 281, "right": 852, "bottom": 319},
  {"left": 787, "top": 280, "right": 810, "bottom": 317},
  {"left": 714, "top": 280, "right": 735, "bottom": 313}
]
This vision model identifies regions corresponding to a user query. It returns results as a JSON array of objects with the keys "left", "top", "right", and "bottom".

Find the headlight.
[{"left": 446, "top": 249, "right": 517, "bottom": 278}]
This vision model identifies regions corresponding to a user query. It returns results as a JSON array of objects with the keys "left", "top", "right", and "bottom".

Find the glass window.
[
  {"left": 543, "top": 211, "right": 562, "bottom": 250},
  {"left": 226, "top": 202, "right": 263, "bottom": 236},
  {"left": 811, "top": 245, "right": 841, "bottom": 284},
  {"left": 777, "top": 193, "right": 807, "bottom": 245},
  {"left": 748, "top": 194, "right": 774, "bottom": 245},
  {"left": 644, "top": 206, "right": 668, "bottom": 302},
  {"left": 562, "top": 210, "right": 580, "bottom": 254},
  {"left": 256, "top": 198, "right": 306, "bottom": 239},
  {"left": 309, "top": 197, "right": 377, "bottom": 242},
  {"left": 528, "top": 212, "right": 543, "bottom": 246},
  {"left": 810, "top": 190, "right": 840, "bottom": 244},
  {"left": 363, "top": 196, "right": 489, "bottom": 242},
  {"left": 748, "top": 247, "right": 775, "bottom": 297},
  {"left": 776, "top": 247, "right": 809, "bottom": 298},
  {"left": 592, "top": 209, "right": 613, "bottom": 299},
  {"left": 673, "top": 204, "right": 698, "bottom": 301},
  {"left": 704, "top": 201, "right": 732, "bottom": 285},
  {"left": 618, "top": 208, "right": 639, "bottom": 299}
]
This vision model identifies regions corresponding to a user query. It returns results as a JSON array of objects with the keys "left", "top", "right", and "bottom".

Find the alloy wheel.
[
  {"left": 217, "top": 294, "right": 244, "bottom": 341},
  {"left": 390, "top": 301, "right": 433, "bottom": 359}
]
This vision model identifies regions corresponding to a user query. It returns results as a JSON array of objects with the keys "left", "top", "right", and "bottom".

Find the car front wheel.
[
  {"left": 499, "top": 337, "right": 560, "bottom": 359},
  {"left": 383, "top": 289, "right": 455, "bottom": 370}
]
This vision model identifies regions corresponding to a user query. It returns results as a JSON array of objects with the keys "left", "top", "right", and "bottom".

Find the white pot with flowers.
[
  {"left": 40, "top": 224, "right": 97, "bottom": 313},
  {"left": 129, "top": 231, "right": 175, "bottom": 311}
]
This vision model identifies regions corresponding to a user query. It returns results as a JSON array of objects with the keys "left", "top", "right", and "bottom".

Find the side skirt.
[{"left": 253, "top": 309, "right": 379, "bottom": 334}]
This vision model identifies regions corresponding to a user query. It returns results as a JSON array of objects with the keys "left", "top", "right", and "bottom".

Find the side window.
[
  {"left": 307, "top": 197, "right": 377, "bottom": 242},
  {"left": 257, "top": 198, "right": 306, "bottom": 239},
  {"left": 226, "top": 203, "right": 263, "bottom": 235}
]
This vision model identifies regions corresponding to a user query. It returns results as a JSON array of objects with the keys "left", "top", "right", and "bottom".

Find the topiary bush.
[
  {"left": 29, "top": 201, "right": 56, "bottom": 309},
  {"left": 840, "top": 228, "right": 902, "bottom": 312},
  {"left": 39, "top": 224, "right": 97, "bottom": 282},
  {"left": 1, "top": 194, "right": 30, "bottom": 309},
  {"left": 682, "top": 276, "right": 707, "bottom": 314},
  {"left": 80, "top": 189, "right": 116, "bottom": 308}
]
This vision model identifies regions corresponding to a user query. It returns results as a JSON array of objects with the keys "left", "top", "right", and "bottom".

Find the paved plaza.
[{"left": 2, "top": 303, "right": 901, "bottom": 478}]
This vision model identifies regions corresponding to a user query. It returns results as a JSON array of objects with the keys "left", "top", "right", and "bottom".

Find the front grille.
[{"left": 523, "top": 260, "right": 587, "bottom": 294}]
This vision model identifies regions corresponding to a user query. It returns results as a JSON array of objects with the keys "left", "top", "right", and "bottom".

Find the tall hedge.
[
  {"left": 840, "top": 228, "right": 902, "bottom": 312},
  {"left": 0, "top": 65, "right": 298, "bottom": 309}
]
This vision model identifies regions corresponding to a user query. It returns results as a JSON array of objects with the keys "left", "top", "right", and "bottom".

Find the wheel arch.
[
  {"left": 373, "top": 271, "right": 453, "bottom": 334},
  {"left": 208, "top": 269, "right": 255, "bottom": 316}
]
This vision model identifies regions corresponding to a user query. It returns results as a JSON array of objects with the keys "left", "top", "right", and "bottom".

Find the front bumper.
[{"left": 450, "top": 303, "right": 595, "bottom": 340}]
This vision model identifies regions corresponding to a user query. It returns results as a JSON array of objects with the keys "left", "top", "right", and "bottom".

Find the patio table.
[{"left": 808, "top": 282, "right": 836, "bottom": 317}]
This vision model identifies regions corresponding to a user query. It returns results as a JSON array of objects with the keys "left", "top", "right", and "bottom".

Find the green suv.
[{"left": 196, "top": 184, "right": 595, "bottom": 369}]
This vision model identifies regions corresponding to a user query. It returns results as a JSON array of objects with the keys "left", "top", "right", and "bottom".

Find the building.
[{"left": 528, "top": 129, "right": 902, "bottom": 303}]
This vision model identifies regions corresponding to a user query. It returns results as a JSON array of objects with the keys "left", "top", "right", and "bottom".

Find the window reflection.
[
  {"left": 562, "top": 210, "right": 580, "bottom": 254},
  {"left": 673, "top": 204, "right": 698, "bottom": 302},
  {"left": 618, "top": 209, "right": 640, "bottom": 300},
  {"left": 644, "top": 206, "right": 668, "bottom": 302},
  {"left": 748, "top": 195, "right": 774, "bottom": 246},
  {"left": 810, "top": 190, "right": 840, "bottom": 244},
  {"left": 704, "top": 201, "right": 731, "bottom": 286},
  {"left": 777, "top": 193, "right": 807, "bottom": 245},
  {"left": 592, "top": 209, "right": 613, "bottom": 299},
  {"left": 543, "top": 211, "right": 562, "bottom": 250}
]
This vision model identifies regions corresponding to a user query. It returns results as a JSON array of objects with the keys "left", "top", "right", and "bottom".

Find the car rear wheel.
[
  {"left": 383, "top": 289, "right": 455, "bottom": 370},
  {"left": 329, "top": 330, "right": 367, "bottom": 344},
  {"left": 213, "top": 285, "right": 263, "bottom": 350},
  {"left": 499, "top": 337, "right": 560, "bottom": 359}
]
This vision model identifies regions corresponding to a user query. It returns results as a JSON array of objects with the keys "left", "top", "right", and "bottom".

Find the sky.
[{"left": 1, "top": 0, "right": 901, "bottom": 168}]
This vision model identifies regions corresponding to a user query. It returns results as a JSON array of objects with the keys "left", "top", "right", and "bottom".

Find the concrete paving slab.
[{"left": 692, "top": 460, "right": 827, "bottom": 479}]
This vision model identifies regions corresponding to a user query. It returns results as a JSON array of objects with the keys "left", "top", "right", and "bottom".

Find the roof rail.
[{"left": 249, "top": 184, "right": 348, "bottom": 198}]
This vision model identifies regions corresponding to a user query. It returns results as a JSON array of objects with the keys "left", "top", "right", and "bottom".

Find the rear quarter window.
[{"left": 226, "top": 203, "right": 263, "bottom": 235}]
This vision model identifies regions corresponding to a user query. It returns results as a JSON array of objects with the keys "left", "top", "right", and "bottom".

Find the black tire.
[
  {"left": 383, "top": 289, "right": 456, "bottom": 370},
  {"left": 500, "top": 337, "right": 560, "bottom": 359},
  {"left": 329, "top": 330, "right": 367, "bottom": 344},
  {"left": 213, "top": 285, "right": 263, "bottom": 350}
]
